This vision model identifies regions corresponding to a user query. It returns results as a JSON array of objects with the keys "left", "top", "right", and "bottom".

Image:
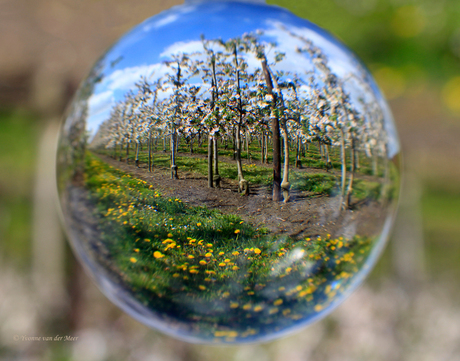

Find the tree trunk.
[
  {"left": 135, "top": 141, "right": 140, "bottom": 167},
  {"left": 295, "top": 135, "right": 302, "bottom": 168},
  {"left": 373, "top": 151, "right": 378, "bottom": 176},
  {"left": 261, "top": 132, "right": 265, "bottom": 164},
  {"left": 245, "top": 129, "right": 250, "bottom": 162},
  {"left": 208, "top": 135, "right": 214, "bottom": 188},
  {"left": 324, "top": 143, "right": 331, "bottom": 169},
  {"left": 355, "top": 147, "right": 360, "bottom": 169},
  {"left": 148, "top": 130, "right": 152, "bottom": 172},
  {"left": 264, "top": 133, "right": 269, "bottom": 164},
  {"left": 171, "top": 129, "right": 178, "bottom": 179},
  {"left": 119, "top": 141, "right": 123, "bottom": 161},
  {"left": 261, "top": 58, "right": 281, "bottom": 201},
  {"left": 126, "top": 141, "right": 130, "bottom": 163},
  {"left": 233, "top": 126, "right": 237, "bottom": 160},
  {"left": 214, "top": 135, "right": 220, "bottom": 188},
  {"left": 339, "top": 128, "right": 347, "bottom": 210},
  {"left": 318, "top": 140, "right": 323, "bottom": 161},
  {"left": 236, "top": 122, "right": 248, "bottom": 195},
  {"left": 281, "top": 121, "right": 290, "bottom": 203},
  {"left": 345, "top": 137, "right": 355, "bottom": 208}
]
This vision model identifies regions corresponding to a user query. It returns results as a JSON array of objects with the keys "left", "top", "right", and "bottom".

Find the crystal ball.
[{"left": 56, "top": 0, "right": 401, "bottom": 343}]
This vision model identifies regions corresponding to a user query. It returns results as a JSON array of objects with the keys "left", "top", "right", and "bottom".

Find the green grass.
[
  {"left": 0, "top": 109, "right": 39, "bottom": 265},
  {"left": 422, "top": 186, "right": 460, "bottom": 279},
  {"left": 82, "top": 152, "right": 376, "bottom": 341}
]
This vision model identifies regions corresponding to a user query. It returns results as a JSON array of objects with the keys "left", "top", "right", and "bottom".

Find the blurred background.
[{"left": 1, "top": 0, "right": 460, "bottom": 360}]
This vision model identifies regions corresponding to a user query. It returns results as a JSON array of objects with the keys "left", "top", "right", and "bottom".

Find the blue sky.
[{"left": 85, "top": 1, "right": 399, "bottom": 157}]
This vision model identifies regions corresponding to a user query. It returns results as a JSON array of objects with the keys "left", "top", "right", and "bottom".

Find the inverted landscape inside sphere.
[{"left": 57, "top": 2, "right": 400, "bottom": 343}]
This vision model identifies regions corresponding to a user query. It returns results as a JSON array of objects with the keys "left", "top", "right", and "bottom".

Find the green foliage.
[{"left": 270, "top": 0, "right": 460, "bottom": 82}]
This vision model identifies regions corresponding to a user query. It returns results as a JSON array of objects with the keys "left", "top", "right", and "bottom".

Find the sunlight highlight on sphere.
[{"left": 56, "top": 0, "right": 401, "bottom": 344}]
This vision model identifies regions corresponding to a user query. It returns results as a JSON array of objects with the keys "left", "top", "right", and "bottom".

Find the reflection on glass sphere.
[{"left": 57, "top": 0, "right": 401, "bottom": 344}]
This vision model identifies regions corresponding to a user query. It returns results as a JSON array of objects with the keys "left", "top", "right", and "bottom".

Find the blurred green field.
[{"left": 0, "top": 109, "right": 39, "bottom": 266}]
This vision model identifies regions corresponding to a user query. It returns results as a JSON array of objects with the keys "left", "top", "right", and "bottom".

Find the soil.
[{"left": 95, "top": 152, "right": 391, "bottom": 240}]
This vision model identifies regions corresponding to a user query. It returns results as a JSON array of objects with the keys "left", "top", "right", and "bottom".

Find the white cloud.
[
  {"left": 88, "top": 91, "right": 114, "bottom": 116},
  {"left": 160, "top": 40, "right": 204, "bottom": 58},
  {"left": 104, "top": 63, "right": 168, "bottom": 92},
  {"left": 142, "top": 4, "right": 197, "bottom": 32}
]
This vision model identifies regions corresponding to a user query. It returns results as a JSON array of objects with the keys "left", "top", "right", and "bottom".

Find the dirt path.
[{"left": 96, "top": 153, "right": 389, "bottom": 240}]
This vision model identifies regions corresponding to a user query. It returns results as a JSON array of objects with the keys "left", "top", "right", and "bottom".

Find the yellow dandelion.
[
  {"left": 134, "top": 248, "right": 139, "bottom": 253},
  {"left": 230, "top": 302, "right": 239, "bottom": 309},
  {"left": 206, "top": 243, "right": 213, "bottom": 247},
  {"left": 198, "top": 285, "right": 206, "bottom": 290},
  {"left": 205, "top": 253, "right": 212, "bottom": 257},
  {"left": 243, "top": 304, "right": 251, "bottom": 310},
  {"left": 173, "top": 273, "right": 179, "bottom": 278},
  {"left": 254, "top": 248, "right": 261, "bottom": 254},
  {"left": 253, "top": 305, "right": 263, "bottom": 312},
  {"left": 153, "top": 251, "right": 164, "bottom": 259},
  {"left": 130, "top": 257, "right": 137, "bottom": 263},
  {"left": 269, "top": 307, "right": 279, "bottom": 314},
  {"left": 232, "top": 266, "right": 239, "bottom": 271},
  {"left": 224, "top": 259, "right": 231, "bottom": 263},
  {"left": 167, "top": 233, "right": 173, "bottom": 238},
  {"left": 234, "top": 229, "right": 240, "bottom": 234},
  {"left": 188, "top": 255, "right": 195, "bottom": 259},
  {"left": 232, "top": 251, "right": 239, "bottom": 256},
  {"left": 218, "top": 263, "right": 226, "bottom": 267},
  {"left": 197, "top": 222, "right": 202, "bottom": 226},
  {"left": 199, "top": 260, "right": 207, "bottom": 265},
  {"left": 144, "top": 239, "right": 151, "bottom": 242},
  {"left": 273, "top": 299, "right": 283, "bottom": 306},
  {"left": 219, "top": 251, "right": 225, "bottom": 256},
  {"left": 189, "top": 269, "right": 199, "bottom": 274}
]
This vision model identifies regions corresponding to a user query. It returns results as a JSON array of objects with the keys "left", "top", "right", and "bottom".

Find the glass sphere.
[{"left": 57, "top": 0, "right": 401, "bottom": 344}]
